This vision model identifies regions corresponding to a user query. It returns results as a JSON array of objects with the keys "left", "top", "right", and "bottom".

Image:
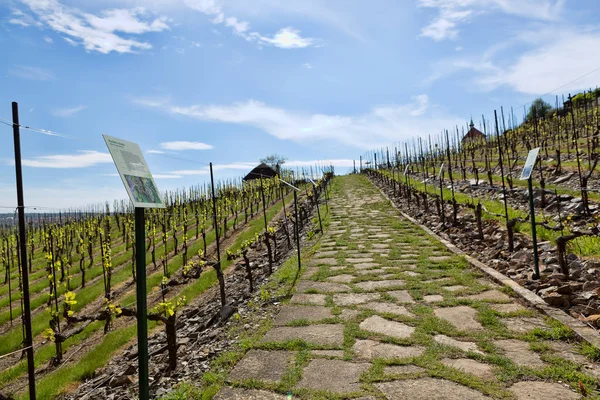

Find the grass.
[
  {"left": 5, "top": 189, "right": 303, "bottom": 398},
  {"left": 380, "top": 168, "right": 600, "bottom": 258},
  {"left": 187, "top": 175, "right": 600, "bottom": 399}
]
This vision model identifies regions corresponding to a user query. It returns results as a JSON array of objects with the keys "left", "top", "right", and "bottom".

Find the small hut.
[
  {"left": 462, "top": 119, "right": 486, "bottom": 144},
  {"left": 243, "top": 163, "right": 278, "bottom": 182}
]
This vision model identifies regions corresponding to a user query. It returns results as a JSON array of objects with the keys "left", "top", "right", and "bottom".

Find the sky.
[{"left": 1, "top": 0, "right": 600, "bottom": 209}]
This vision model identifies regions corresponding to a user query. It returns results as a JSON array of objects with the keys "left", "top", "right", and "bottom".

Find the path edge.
[{"left": 373, "top": 181, "right": 600, "bottom": 349}]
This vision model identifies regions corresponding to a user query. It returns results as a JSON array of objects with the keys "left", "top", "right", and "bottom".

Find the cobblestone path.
[{"left": 214, "top": 175, "right": 599, "bottom": 399}]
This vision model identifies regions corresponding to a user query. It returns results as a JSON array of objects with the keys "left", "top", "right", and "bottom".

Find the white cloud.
[
  {"left": 20, "top": 0, "right": 170, "bottom": 54},
  {"left": 51, "top": 105, "right": 87, "bottom": 117},
  {"left": 133, "top": 96, "right": 170, "bottom": 108},
  {"left": 478, "top": 31, "right": 600, "bottom": 95},
  {"left": 136, "top": 95, "right": 462, "bottom": 149},
  {"left": 429, "top": 28, "right": 600, "bottom": 95},
  {"left": 302, "top": 63, "right": 313, "bottom": 69},
  {"left": 43, "top": 36, "right": 54, "bottom": 43},
  {"left": 420, "top": 8, "right": 472, "bottom": 41},
  {"left": 9, "top": 18, "right": 30, "bottom": 27},
  {"left": 418, "top": 0, "right": 564, "bottom": 41},
  {"left": 160, "top": 141, "right": 213, "bottom": 150},
  {"left": 181, "top": 0, "right": 317, "bottom": 49},
  {"left": 18, "top": 150, "right": 113, "bottom": 168},
  {"left": 0, "top": 184, "right": 128, "bottom": 210},
  {"left": 147, "top": 149, "right": 168, "bottom": 154},
  {"left": 256, "top": 27, "right": 314, "bottom": 49},
  {"left": 9, "top": 65, "right": 55, "bottom": 81}
]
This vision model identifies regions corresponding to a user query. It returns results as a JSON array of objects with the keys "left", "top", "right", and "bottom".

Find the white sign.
[
  {"left": 403, "top": 164, "right": 410, "bottom": 176},
  {"left": 520, "top": 147, "right": 540, "bottom": 181},
  {"left": 438, "top": 163, "right": 445, "bottom": 180},
  {"left": 103, "top": 134, "right": 165, "bottom": 208}
]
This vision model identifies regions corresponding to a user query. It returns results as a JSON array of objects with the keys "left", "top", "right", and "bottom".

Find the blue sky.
[{"left": 1, "top": 0, "right": 599, "bottom": 209}]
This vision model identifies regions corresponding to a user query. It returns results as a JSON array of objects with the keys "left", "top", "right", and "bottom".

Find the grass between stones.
[{"left": 166, "top": 175, "right": 600, "bottom": 399}]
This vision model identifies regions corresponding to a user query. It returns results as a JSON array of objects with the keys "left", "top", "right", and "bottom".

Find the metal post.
[
  {"left": 294, "top": 191, "right": 301, "bottom": 271},
  {"left": 359, "top": 156, "right": 362, "bottom": 172},
  {"left": 209, "top": 163, "right": 221, "bottom": 266},
  {"left": 12, "top": 102, "right": 36, "bottom": 400},
  {"left": 528, "top": 177, "right": 540, "bottom": 279},
  {"left": 134, "top": 207, "right": 148, "bottom": 400},
  {"left": 439, "top": 169, "right": 446, "bottom": 229},
  {"left": 495, "top": 110, "right": 510, "bottom": 237},
  {"left": 209, "top": 163, "right": 226, "bottom": 308},
  {"left": 260, "top": 175, "right": 268, "bottom": 233}
]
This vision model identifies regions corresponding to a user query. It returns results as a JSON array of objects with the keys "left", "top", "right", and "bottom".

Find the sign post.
[
  {"left": 520, "top": 147, "right": 541, "bottom": 279},
  {"left": 12, "top": 102, "right": 36, "bottom": 400},
  {"left": 103, "top": 135, "right": 164, "bottom": 400},
  {"left": 281, "top": 180, "right": 301, "bottom": 272},
  {"left": 404, "top": 164, "right": 410, "bottom": 206},
  {"left": 439, "top": 163, "right": 446, "bottom": 229}
]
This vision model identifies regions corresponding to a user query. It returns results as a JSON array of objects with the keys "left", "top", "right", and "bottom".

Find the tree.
[
  {"left": 260, "top": 154, "right": 287, "bottom": 169},
  {"left": 527, "top": 98, "right": 552, "bottom": 121}
]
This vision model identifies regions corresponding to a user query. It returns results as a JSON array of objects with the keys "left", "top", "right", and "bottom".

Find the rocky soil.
[
  {"left": 55, "top": 184, "right": 327, "bottom": 400},
  {"left": 369, "top": 173, "right": 600, "bottom": 330}
]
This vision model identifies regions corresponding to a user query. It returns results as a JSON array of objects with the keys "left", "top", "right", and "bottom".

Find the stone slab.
[
  {"left": 355, "top": 280, "right": 405, "bottom": 291},
  {"left": 434, "top": 306, "right": 484, "bottom": 331},
  {"left": 314, "top": 250, "right": 339, "bottom": 258},
  {"left": 423, "top": 295, "right": 444, "bottom": 303},
  {"left": 358, "top": 302, "right": 414, "bottom": 318},
  {"left": 339, "top": 309, "right": 360, "bottom": 321},
  {"left": 376, "top": 378, "right": 489, "bottom": 399},
  {"left": 334, "top": 293, "right": 380, "bottom": 306},
  {"left": 260, "top": 325, "right": 345, "bottom": 346},
  {"left": 347, "top": 257, "right": 375, "bottom": 263},
  {"left": 273, "top": 305, "right": 333, "bottom": 325},
  {"left": 503, "top": 317, "right": 548, "bottom": 334},
  {"left": 355, "top": 269, "right": 386, "bottom": 276},
  {"left": 353, "top": 339, "right": 425, "bottom": 361},
  {"left": 434, "top": 335, "right": 484, "bottom": 355},
  {"left": 429, "top": 256, "right": 453, "bottom": 262},
  {"left": 309, "top": 258, "right": 337, "bottom": 266},
  {"left": 353, "top": 263, "right": 381, "bottom": 270},
  {"left": 290, "top": 293, "right": 327, "bottom": 306},
  {"left": 228, "top": 350, "right": 294, "bottom": 383},
  {"left": 495, "top": 339, "right": 544, "bottom": 367},
  {"left": 509, "top": 381, "right": 581, "bottom": 400},
  {"left": 443, "top": 285, "right": 468, "bottom": 292},
  {"left": 328, "top": 274, "right": 355, "bottom": 283},
  {"left": 359, "top": 315, "right": 414, "bottom": 339},
  {"left": 388, "top": 290, "right": 415, "bottom": 303},
  {"left": 463, "top": 290, "right": 511, "bottom": 302},
  {"left": 297, "top": 280, "right": 351, "bottom": 293},
  {"left": 296, "top": 359, "right": 370, "bottom": 394},
  {"left": 490, "top": 303, "right": 527, "bottom": 313},
  {"left": 441, "top": 358, "right": 494, "bottom": 379}
]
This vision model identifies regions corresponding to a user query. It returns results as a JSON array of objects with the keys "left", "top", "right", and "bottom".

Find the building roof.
[
  {"left": 463, "top": 119, "right": 486, "bottom": 141},
  {"left": 243, "top": 163, "right": 278, "bottom": 181}
]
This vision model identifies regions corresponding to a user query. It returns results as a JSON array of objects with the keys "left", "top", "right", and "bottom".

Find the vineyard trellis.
[
  {"left": 0, "top": 102, "right": 334, "bottom": 399},
  {"left": 359, "top": 87, "right": 600, "bottom": 291}
]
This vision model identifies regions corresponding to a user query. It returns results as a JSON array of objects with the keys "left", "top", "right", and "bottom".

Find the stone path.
[{"left": 215, "top": 175, "right": 599, "bottom": 399}]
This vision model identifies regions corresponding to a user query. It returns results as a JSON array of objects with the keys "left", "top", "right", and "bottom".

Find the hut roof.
[
  {"left": 243, "top": 163, "right": 278, "bottom": 181},
  {"left": 462, "top": 119, "right": 486, "bottom": 142}
]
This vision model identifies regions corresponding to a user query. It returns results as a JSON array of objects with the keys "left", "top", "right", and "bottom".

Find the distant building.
[
  {"left": 243, "top": 163, "right": 278, "bottom": 181},
  {"left": 462, "top": 119, "right": 486, "bottom": 144}
]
